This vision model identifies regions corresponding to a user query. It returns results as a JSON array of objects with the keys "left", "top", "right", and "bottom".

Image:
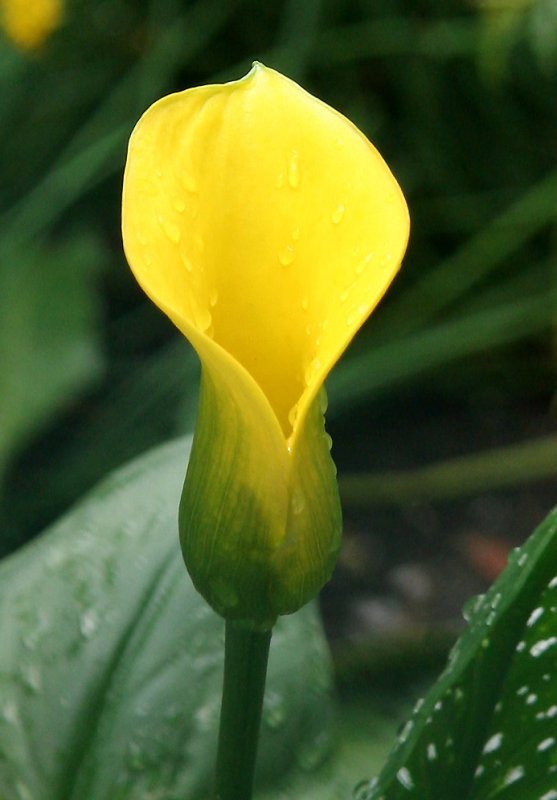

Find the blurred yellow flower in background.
[
  {"left": 122, "top": 64, "right": 409, "bottom": 626},
  {"left": 1, "top": 0, "right": 62, "bottom": 50}
]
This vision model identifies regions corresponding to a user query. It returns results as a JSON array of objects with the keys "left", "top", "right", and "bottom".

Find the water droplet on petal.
[
  {"left": 340, "top": 287, "right": 350, "bottom": 303},
  {"left": 158, "top": 215, "right": 181, "bottom": 244},
  {"left": 347, "top": 305, "right": 368, "bottom": 326},
  {"left": 304, "top": 357, "right": 322, "bottom": 385},
  {"left": 292, "top": 225, "right": 301, "bottom": 241},
  {"left": 209, "top": 288, "right": 218, "bottom": 307},
  {"left": 356, "top": 252, "right": 374, "bottom": 275},
  {"left": 331, "top": 203, "right": 345, "bottom": 224},
  {"left": 182, "top": 172, "right": 197, "bottom": 193},
  {"left": 194, "top": 307, "right": 212, "bottom": 333},
  {"left": 288, "top": 150, "right": 300, "bottom": 188},
  {"left": 288, "top": 404, "right": 298, "bottom": 427},
  {"left": 291, "top": 488, "right": 305, "bottom": 515},
  {"left": 173, "top": 197, "right": 186, "bottom": 213},
  {"left": 279, "top": 244, "right": 295, "bottom": 266}
]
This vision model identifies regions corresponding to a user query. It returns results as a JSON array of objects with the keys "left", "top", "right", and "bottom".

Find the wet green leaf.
[
  {"left": 356, "top": 507, "right": 557, "bottom": 799},
  {"left": 0, "top": 438, "right": 337, "bottom": 799}
]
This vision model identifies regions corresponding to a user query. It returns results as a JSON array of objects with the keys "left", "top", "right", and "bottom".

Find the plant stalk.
[{"left": 214, "top": 620, "right": 272, "bottom": 800}]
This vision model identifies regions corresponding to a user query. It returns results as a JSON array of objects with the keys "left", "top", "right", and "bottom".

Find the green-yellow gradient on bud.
[{"left": 122, "top": 63, "right": 409, "bottom": 627}]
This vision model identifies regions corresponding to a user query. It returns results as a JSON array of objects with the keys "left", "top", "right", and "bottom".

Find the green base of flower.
[{"left": 214, "top": 620, "right": 272, "bottom": 800}]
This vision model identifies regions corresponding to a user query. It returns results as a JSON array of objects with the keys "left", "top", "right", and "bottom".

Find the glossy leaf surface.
[
  {"left": 356, "top": 508, "right": 557, "bottom": 799},
  {"left": 0, "top": 438, "right": 336, "bottom": 799}
]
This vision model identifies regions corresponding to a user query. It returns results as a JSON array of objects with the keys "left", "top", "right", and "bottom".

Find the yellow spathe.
[
  {"left": 1, "top": 0, "right": 62, "bottom": 50},
  {"left": 122, "top": 64, "right": 409, "bottom": 626}
]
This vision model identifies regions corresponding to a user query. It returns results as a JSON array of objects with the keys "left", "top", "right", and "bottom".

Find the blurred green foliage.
[{"left": 0, "top": 0, "right": 556, "bottom": 555}]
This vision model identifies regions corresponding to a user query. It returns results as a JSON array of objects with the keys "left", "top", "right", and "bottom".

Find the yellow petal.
[
  {"left": 122, "top": 63, "right": 408, "bottom": 443},
  {"left": 122, "top": 63, "right": 409, "bottom": 625}
]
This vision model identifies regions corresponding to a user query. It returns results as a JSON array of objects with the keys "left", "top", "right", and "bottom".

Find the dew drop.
[
  {"left": 396, "top": 767, "right": 414, "bottom": 790},
  {"left": 538, "top": 737, "right": 555, "bottom": 751},
  {"left": 292, "top": 225, "right": 301, "bottom": 241},
  {"left": 279, "top": 244, "right": 295, "bottom": 266},
  {"left": 173, "top": 197, "right": 186, "bottom": 213},
  {"left": 194, "top": 306, "right": 212, "bottom": 333},
  {"left": 463, "top": 593, "right": 484, "bottom": 621},
  {"left": 324, "top": 433, "right": 333, "bottom": 451},
  {"left": 304, "top": 357, "right": 322, "bottom": 385},
  {"left": 288, "top": 404, "right": 298, "bottom": 427},
  {"left": 80, "top": 609, "right": 98, "bottom": 639},
  {"left": 527, "top": 607, "right": 544, "bottom": 627},
  {"left": 15, "top": 782, "right": 32, "bottom": 800},
  {"left": 295, "top": 728, "right": 330, "bottom": 771},
  {"left": 483, "top": 732, "right": 503, "bottom": 753},
  {"left": 264, "top": 691, "right": 286, "bottom": 730},
  {"left": 340, "top": 287, "right": 350, "bottom": 303},
  {"left": 291, "top": 488, "right": 305, "bottom": 516},
  {"left": 353, "top": 780, "right": 375, "bottom": 800},
  {"left": 503, "top": 765, "right": 524, "bottom": 786},
  {"left": 209, "top": 288, "right": 218, "bottom": 307},
  {"left": 331, "top": 203, "right": 345, "bottom": 224},
  {"left": 211, "top": 577, "right": 239, "bottom": 609},
  {"left": 158, "top": 215, "right": 181, "bottom": 244},
  {"left": 1, "top": 700, "right": 19, "bottom": 725},
  {"left": 347, "top": 305, "right": 367, "bottom": 326},
  {"left": 357, "top": 252, "right": 374, "bottom": 275},
  {"left": 288, "top": 150, "right": 300, "bottom": 188},
  {"left": 22, "top": 663, "right": 41, "bottom": 694},
  {"left": 182, "top": 171, "right": 197, "bottom": 193},
  {"left": 530, "top": 637, "right": 557, "bottom": 657}
]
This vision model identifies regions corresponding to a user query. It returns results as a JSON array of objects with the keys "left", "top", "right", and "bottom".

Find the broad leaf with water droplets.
[
  {"left": 354, "top": 508, "right": 557, "bottom": 799},
  {"left": 0, "top": 438, "right": 337, "bottom": 799}
]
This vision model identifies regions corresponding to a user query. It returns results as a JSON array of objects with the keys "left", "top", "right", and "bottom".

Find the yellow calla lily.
[{"left": 122, "top": 63, "right": 409, "bottom": 627}]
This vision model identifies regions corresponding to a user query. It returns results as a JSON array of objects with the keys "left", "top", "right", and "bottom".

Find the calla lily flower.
[{"left": 122, "top": 63, "right": 409, "bottom": 627}]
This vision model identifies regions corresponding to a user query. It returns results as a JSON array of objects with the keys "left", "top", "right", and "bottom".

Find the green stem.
[{"left": 214, "top": 620, "right": 272, "bottom": 800}]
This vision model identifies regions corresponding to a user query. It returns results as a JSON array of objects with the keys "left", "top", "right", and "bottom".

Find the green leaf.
[
  {"left": 0, "top": 438, "right": 337, "bottom": 799},
  {"left": 356, "top": 507, "right": 557, "bottom": 799},
  {"left": 0, "top": 235, "right": 103, "bottom": 481}
]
